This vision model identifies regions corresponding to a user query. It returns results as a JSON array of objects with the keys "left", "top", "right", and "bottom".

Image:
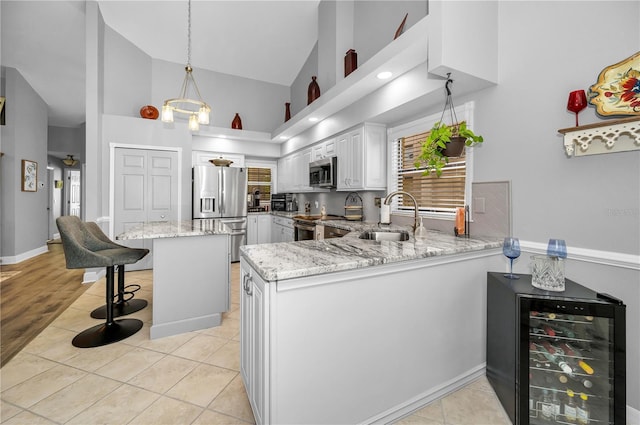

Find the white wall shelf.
[{"left": 558, "top": 117, "right": 640, "bottom": 157}]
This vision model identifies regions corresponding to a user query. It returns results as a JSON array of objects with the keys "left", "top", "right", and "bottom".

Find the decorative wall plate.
[
  {"left": 140, "top": 105, "right": 159, "bottom": 120},
  {"left": 588, "top": 51, "right": 640, "bottom": 116}
]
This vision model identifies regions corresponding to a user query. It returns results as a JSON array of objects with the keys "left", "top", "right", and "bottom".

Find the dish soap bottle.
[{"left": 415, "top": 216, "right": 427, "bottom": 240}]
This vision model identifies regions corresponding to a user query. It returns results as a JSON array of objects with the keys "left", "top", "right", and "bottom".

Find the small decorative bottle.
[
  {"left": 308, "top": 76, "right": 320, "bottom": 105},
  {"left": 564, "top": 389, "right": 578, "bottom": 423},
  {"left": 577, "top": 393, "right": 590, "bottom": 425},
  {"left": 285, "top": 102, "right": 291, "bottom": 122},
  {"left": 231, "top": 113, "right": 242, "bottom": 130},
  {"left": 539, "top": 389, "right": 553, "bottom": 421}
]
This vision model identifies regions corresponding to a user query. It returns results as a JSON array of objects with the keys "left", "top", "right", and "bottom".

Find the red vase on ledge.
[
  {"left": 285, "top": 102, "right": 291, "bottom": 122},
  {"left": 308, "top": 76, "right": 320, "bottom": 105},
  {"left": 231, "top": 113, "right": 242, "bottom": 130}
]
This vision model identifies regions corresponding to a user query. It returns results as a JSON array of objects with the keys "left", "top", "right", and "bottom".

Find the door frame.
[{"left": 109, "top": 143, "right": 183, "bottom": 238}]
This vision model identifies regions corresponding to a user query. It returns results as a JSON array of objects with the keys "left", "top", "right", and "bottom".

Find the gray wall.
[
  {"left": 0, "top": 67, "right": 49, "bottom": 258},
  {"left": 466, "top": 1, "right": 639, "bottom": 256},
  {"left": 290, "top": 42, "right": 319, "bottom": 117},
  {"left": 103, "top": 26, "right": 152, "bottom": 118},
  {"left": 353, "top": 1, "right": 427, "bottom": 66},
  {"left": 48, "top": 126, "right": 85, "bottom": 161}
]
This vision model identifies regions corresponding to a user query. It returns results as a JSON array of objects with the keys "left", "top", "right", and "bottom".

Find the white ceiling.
[{"left": 1, "top": 0, "right": 320, "bottom": 128}]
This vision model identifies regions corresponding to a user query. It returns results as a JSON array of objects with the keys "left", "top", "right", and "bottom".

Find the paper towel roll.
[{"left": 380, "top": 204, "right": 391, "bottom": 224}]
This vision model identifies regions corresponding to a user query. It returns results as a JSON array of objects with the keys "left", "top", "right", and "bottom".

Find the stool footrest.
[
  {"left": 91, "top": 299, "right": 148, "bottom": 319},
  {"left": 72, "top": 319, "right": 143, "bottom": 348}
]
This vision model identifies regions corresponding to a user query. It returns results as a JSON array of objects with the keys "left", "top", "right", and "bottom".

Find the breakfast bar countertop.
[
  {"left": 116, "top": 219, "right": 232, "bottom": 240},
  {"left": 241, "top": 222, "right": 502, "bottom": 282}
]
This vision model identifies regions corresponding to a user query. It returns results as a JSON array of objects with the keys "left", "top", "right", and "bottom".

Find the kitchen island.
[
  {"left": 118, "top": 219, "right": 232, "bottom": 339},
  {"left": 239, "top": 226, "right": 503, "bottom": 424}
]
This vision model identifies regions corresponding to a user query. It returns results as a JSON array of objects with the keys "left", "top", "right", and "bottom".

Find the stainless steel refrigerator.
[{"left": 193, "top": 165, "right": 248, "bottom": 262}]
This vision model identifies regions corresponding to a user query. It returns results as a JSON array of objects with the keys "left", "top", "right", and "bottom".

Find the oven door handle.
[{"left": 294, "top": 223, "right": 316, "bottom": 232}]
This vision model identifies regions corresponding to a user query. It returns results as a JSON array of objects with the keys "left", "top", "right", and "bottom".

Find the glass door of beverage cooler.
[{"left": 520, "top": 297, "right": 625, "bottom": 425}]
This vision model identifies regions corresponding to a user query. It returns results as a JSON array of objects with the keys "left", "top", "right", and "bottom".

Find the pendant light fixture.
[
  {"left": 161, "top": 0, "right": 210, "bottom": 132},
  {"left": 62, "top": 155, "right": 78, "bottom": 166}
]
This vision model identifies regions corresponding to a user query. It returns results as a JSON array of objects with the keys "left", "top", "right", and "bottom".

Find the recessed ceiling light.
[
  {"left": 218, "top": 135, "right": 226, "bottom": 138},
  {"left": 280, "top": 136, "right": 288, "bottom": 140},
  {"left": 308, "top": 117, "right": 319, "bottom": 122},
  {"left": 377, "top": 71, "right": 393, "bottom": 80}
]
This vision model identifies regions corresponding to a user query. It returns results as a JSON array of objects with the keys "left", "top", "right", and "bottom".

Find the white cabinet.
[
  {"left": 247, "top": 214, "right": 272, "bottom": 245},
  {"left": 240, "top": 262, "right": 269, "bottom": 425},
  {"left": 277, "top": 148, "right": 313, "bottom": 193},
  {"left": 276, "top": 155, "right": 293, "bottom": 193},
  {"left": 336, "top": 123, "right": 386, "bottom": 191},
  {"left": 271, "top": 216, "right": 294, "bottom": 243},
  {"left": 311, "top": 138, "right": 336, "bottom": 161}
]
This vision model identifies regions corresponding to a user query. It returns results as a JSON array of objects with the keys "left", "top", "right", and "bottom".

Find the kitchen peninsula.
[
  {"left": 118, "top": 219, "right": 232, "bottom": 339},
  {"left": 240, "top": 224, "right": 504, "bottom": 424}
]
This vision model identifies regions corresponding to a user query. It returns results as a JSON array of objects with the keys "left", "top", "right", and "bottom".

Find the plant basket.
[{"left": 440, "top": 136, "right": 466, "bottom": 157}]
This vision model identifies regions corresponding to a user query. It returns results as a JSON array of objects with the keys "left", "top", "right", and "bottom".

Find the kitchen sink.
[{"left": 359, "top": 230, "right": 410, "bottom": 241}]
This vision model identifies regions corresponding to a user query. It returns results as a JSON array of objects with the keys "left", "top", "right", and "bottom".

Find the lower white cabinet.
[
  {"left": 240, "top": 262, "right": 268, "bottom": 425},
  {"left": 239, "top": 252, "right": 504, "bottom": 424},
  {"left": 247, "top": 214, "right": 272, "bottom": 245},
  {"left": 271, "top": 216, "right": 294, "bottom": 243}
]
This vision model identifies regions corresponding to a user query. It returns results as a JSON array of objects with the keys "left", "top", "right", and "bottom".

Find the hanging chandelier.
[
  {"left": 161, "top": 0, "right": 210, "bottom": 132},
  {"left": 62, "top": 155, "right": 78, "bottom": 166}
]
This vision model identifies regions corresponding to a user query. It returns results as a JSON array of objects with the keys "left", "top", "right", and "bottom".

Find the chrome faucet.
[{"left": 383, "top": 191, "right": 419, "bottom": 232}]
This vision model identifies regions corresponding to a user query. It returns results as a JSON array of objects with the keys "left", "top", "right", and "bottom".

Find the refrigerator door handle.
[{"left": 219, "top": 171, "right": 225, "bottom": 216}]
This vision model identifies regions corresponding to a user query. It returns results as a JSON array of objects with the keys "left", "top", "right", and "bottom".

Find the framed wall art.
[{"left": 21, "top": 159, "right": 38, "bottom": 192}]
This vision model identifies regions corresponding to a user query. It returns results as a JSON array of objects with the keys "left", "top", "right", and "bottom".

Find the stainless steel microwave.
[{"left": 309, "top": 156, "right": 337, "bottom": 188}]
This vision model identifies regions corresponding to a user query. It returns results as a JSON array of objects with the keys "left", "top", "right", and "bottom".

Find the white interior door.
[
  {"left": 114, "top": 148, "right": 179, "bottom": 271},
  {"left": 64, "top": 169, "right": 81, "bottom": 217}
]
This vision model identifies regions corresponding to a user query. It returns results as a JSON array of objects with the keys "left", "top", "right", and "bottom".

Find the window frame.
[
  {"left": 245, "top": 159, "right": 277, "bottom": 206},
  {"left": 386, "top": 101, "right": 476, "bottom": 220}
]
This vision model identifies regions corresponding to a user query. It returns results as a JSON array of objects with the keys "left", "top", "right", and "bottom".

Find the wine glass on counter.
[
  {"left": 503, "top": 237, "right": 521, "bottom": 279},
  {"left": 547, "top": 239, "right": 567, "bottom": 259}
]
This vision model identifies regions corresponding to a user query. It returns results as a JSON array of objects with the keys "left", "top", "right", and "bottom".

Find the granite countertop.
[
  {"left": 241, "top": 221, "right": 502, "bottom": 281},
  {"left": 117, "top": 219, "right": 232, "bottom": 240}
]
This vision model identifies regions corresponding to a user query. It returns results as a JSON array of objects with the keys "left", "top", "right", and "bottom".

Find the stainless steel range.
[{"left": 293, "top": 215, "right": 343, "bottom": 241}]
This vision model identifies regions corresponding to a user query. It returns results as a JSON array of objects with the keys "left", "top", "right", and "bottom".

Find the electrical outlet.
[{"left": 374, "top": 197, "right": 381, "bottom": 207}]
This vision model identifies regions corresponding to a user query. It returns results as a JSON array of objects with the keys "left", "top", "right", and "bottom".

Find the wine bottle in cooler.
[{"left": 564, "top": 390, "right": 578, "bottom": 423}]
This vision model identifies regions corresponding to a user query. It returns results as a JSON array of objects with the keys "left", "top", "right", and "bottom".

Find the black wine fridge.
[{"left": 486, "top": 272, "right": 626, "bottom": 425}]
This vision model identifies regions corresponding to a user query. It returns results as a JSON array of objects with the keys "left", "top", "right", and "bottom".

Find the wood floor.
[{"left": 0, "top": 241, "right": 88, "bottom": 367}]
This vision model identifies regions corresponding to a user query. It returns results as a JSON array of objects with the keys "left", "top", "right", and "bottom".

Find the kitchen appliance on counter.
[
  {"left": 193, "top": 165, "right": 248, "bottom": 262},
  {"left": 487, "top": 272, "right": 626, "bottom": 425},
  {"left": 309, "top": 156, "right": 337, "bottom": 188},
  {"left": 271, "top": 193, "right": 296, "bottom": 212}
]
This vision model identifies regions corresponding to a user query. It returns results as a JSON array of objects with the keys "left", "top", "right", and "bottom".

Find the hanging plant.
[{"left": 414, "top": 74, "right": 484, "bottom": 177}]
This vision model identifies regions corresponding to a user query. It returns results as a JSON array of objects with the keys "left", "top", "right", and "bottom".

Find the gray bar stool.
[
  {"left": 83, "top": 222, "right": 148, "bottom": 319},
  {"left": 56, "top": 216, "right": 149, "bottom": 348}
]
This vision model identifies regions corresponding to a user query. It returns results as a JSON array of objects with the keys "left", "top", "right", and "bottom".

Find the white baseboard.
[
  {"left": 82, "top": 268, "right": 105, "bottom": 284},
  {"left": 0, "top": 245, "right": 48, "bottom": 265},
  {"left": 629, "top": 405, "right": 640, "bottom": 425},
  {"left": 367, "top": 364, "right": 487, "bottom": 424}
]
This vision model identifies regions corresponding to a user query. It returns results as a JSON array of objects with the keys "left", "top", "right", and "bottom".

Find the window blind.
[
  {"left": 247, "top": 167, "right": 272, "bottom": 201},
  {"left": 394, "top": 130, "right": 467, "bottom": 213}
]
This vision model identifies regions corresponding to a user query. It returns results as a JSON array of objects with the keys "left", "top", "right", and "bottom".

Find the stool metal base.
[
  {"left": 72, "top": 319, "right": 143, "bottom": 348},
  {"left": 90, "top": 299, "right": 148, "bottom": 319}
]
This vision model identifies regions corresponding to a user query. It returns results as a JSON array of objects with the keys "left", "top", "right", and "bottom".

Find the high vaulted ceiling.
[{"left": 1, "top": 0, "right": 320, "bottom": 128}]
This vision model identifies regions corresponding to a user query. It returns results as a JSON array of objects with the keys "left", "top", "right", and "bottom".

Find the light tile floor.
[{"left": 1, "top": 264, "right": 511, "bottom": 425}]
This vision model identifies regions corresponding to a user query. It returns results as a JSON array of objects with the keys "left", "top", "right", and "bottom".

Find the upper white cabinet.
[
  {"left": 336, "top": 123, "right": 386, "bottom": 191},
  {"left": 311, "top": 138, "right": 336, "bottom": 162}
]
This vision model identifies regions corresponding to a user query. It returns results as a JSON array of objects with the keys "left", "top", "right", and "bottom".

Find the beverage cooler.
[{"left": 486, "top": 272, "right": 626, "bottom": 425}]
